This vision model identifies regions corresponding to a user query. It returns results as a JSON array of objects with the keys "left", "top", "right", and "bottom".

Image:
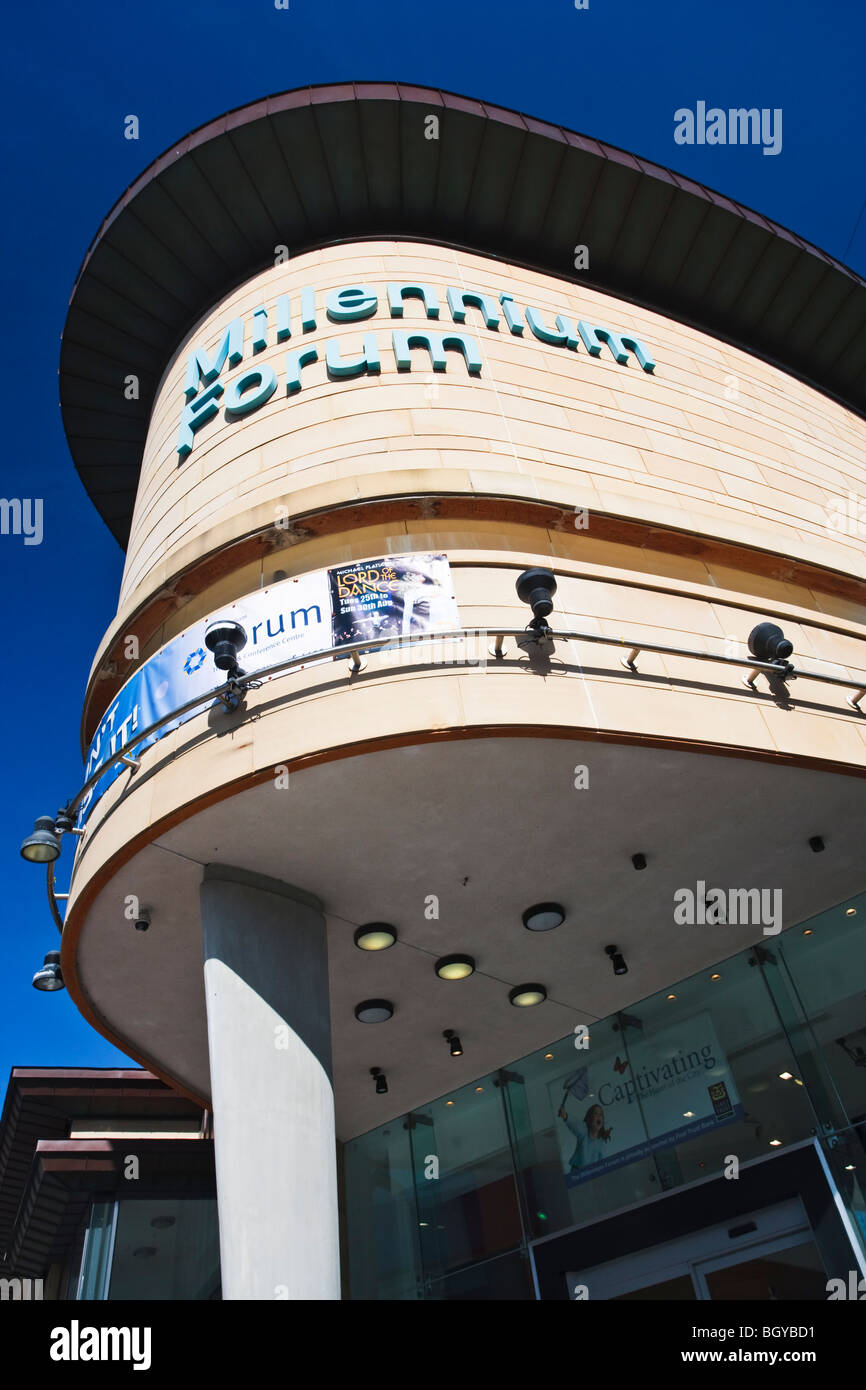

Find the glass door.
[
  {"left": 569, "top": 1198, "right": 825, "bottom": 1300},
  {"left": 693, "top": 1234, "right": 828, "bottom": 1300}
]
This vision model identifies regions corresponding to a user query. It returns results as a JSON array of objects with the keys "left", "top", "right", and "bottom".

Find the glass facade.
[
  {"left": 344, "top": 893, "right": 866, "bottom": 1299},
  {"left": 77, "top": 1197, "right": 220, "bottom": 1300}
]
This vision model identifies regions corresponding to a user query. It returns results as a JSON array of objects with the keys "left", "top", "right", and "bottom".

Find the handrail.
[
  {"left": 44, "top": 621, "right": 866, "bottom": 932},
  {"left": 64, "top": 623, "right": 866, "bottom": 819}
]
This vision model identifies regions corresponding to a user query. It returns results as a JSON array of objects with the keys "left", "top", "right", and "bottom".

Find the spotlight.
[
  {"left": 443, "top": 1029, "right": 463, "bottom": 1057},
  {"left": 509, "top": 983, "right": 547, "bottom": 1007},
  {"left": 20, "top": 816, "right": 61, "bottom": 864},
  {"left": 204, "top": 619, "right": 248, "bottom": 677},
  {"left": 134, "top": 908, "right": 151, "bottom": 933},
  {"left": 808, "top": 836, "right": 825, "bottom": 853},
  {"left": 370, "top": 1067, "right": 388, "bottom": 1095},
  {"left": 32, "top": 951, "right": 64, "bottom": 992},
  {"left": 435, "top": 954, "right": 475, "bottom": 980},
  {"left": 522, "top": 903, "right": 565, "bottom": 932},
  {"left": 515, "top": 568, "right": 557, "bottom": 630},
  {"left": 631, "top": 853, "right": 647, "bottom": 871},
  {"left": 605, "top": 944, "right": 628, "bottom": 976},
  {"left": 354, "top": 999, "right": 394, "bottom": 1023},
  {"left": 748, "top": 621, "right": 794, "bottom": 665},
  {"left": 354, "top": 923, "right": 397, "bottom": 951}
]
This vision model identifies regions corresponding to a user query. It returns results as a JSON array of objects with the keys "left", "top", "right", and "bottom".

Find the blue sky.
[{"left": 2, "top": 0, "right": 864, "bottom": 1087}]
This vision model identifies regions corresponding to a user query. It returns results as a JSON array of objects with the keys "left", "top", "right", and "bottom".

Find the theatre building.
[{"left": 21, "top": 83, "right": 866, "bottom": 1300}]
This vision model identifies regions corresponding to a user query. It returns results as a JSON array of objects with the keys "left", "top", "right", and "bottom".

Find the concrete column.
[{"left": 200, "top": 864, "right": 339, "bottom": 1300}]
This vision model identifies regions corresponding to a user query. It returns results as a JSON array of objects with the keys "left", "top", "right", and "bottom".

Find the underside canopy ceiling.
[{"left": 72, "top": 736, "right": 866, "bottom": 1139}]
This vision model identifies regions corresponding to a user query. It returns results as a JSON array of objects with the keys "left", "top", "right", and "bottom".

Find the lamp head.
[
  {"left": 32, "top": 950, "right": 64, "bottom": 992},
  {"left": 605, "top": 944, "right": 628, "bottom": 976},
  {"left": 205, "top": 619, "right": 248, "bottom": 675},
  {"left": 748, "top": 622, "right": 793, "bottom": 664},
  {"left": 20, "top": 816, "right": 61, "bottom": 863},
  {"left": 515, "top": 568, "right": 557, "bottom": 625}
]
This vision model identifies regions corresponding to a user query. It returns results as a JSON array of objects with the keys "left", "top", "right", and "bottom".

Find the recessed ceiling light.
[
  {"left": 445, "top": 1100, "right": 455, "bottom": 1107},
  {"left": 803, "top": 928, "right": 813, "bottom": 936},
  {"left": 844, "top": 1164, "right": 855, "bottom": 1171},
  {"left": 667, "top": 994, "right": 676, "bottom": 1001},
  {"left": 845, "top": 908, "right": 857, "bottom": 917},
  {"left": 544, "top": 1053, "right": 554, "bottom": 1060},
  {"left": 794, "top": 1078, "right": 804, "bottom": 1086},
  {"left": 475, "top": 1086, "right": 484, "bottom": 1093},
  {"left": 435, "top": 954, "right": 475, "bottom": 980},
  {"left": 354, "top": 999, "right": 394, "bottom": 1024},
  {"left": 769, "top": 1139, "right": 783, "bottom": 1147},
  {"left": 354, "top": 923, "right": 397, "bottom": 951},
  {"left": 683, "top": 1111, "right": 694, "bottom": 1118},
  {"left": 419, "top": 1222, "right": 428, "bottom": 1227},
  {"left": 710, "top": 973, "right": 721, "bottom": 981},
  {"left": 522, "top": 903, "right": 565, "bottom": 932},
  {"left": 779, "top": 1071, "right": 793, "bottom": 1081},
  {"left": 509, "top": 983, "right": 547, "bottom": 1007}
]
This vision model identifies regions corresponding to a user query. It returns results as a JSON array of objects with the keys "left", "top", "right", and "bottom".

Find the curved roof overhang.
[{"left": 59, "top": 81, "right": 866, "bottom": 548}]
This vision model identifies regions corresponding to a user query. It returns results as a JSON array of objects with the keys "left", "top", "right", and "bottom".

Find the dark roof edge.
[{"left": 68, "top": 80, "right": 866, "bottom": 300}]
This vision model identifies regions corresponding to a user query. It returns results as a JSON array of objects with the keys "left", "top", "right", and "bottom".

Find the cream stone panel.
[{"left": 119, "top": 242, "right": 866, "bottom": 615}]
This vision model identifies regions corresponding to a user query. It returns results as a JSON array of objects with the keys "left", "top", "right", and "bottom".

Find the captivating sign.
[
  {"left": 177, "top": 280, "right": 656, "bottom": 459},
  {"left": 79, "top": 554, "right": 458, "bottom": 825},
  {"left": 550, "top": 1013, "right": 742, "bottom": 1186}
]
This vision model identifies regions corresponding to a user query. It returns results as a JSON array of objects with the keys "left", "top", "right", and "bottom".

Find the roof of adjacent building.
[
  {"left": 59, "top": 81, "right": 866, "bottom": 547},
  {"left": 0, "top": 1069, "right": 210, "bottom": 1277}
]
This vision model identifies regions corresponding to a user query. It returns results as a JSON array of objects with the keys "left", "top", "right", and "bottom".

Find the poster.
[
  {"left": 78, "top": 554, "right": 458, "bottom": 825},
  {"left": 329, "top": 553, "right": 458, "bottom": 646},
  {"left": 550, "top": 1013, "right": 742, "bottom": 1187}
]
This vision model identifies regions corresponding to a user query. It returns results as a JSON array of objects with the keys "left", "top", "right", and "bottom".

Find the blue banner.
[{"left": 78, "top": 556, "right": 457, "bottom": 825}]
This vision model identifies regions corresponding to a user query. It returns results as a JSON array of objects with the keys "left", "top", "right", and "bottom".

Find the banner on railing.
[{"left": 78, "top": 554, "right": 458, "bottom": 825}]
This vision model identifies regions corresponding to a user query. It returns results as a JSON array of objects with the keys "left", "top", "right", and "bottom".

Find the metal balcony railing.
[{"left": 43, "top": 622, "right": 866, "bottom": 931}]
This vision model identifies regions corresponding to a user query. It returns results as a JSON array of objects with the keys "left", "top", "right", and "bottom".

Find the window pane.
[{"left": 107, "top": 1198, "right": 220, "bottom": 1300}]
